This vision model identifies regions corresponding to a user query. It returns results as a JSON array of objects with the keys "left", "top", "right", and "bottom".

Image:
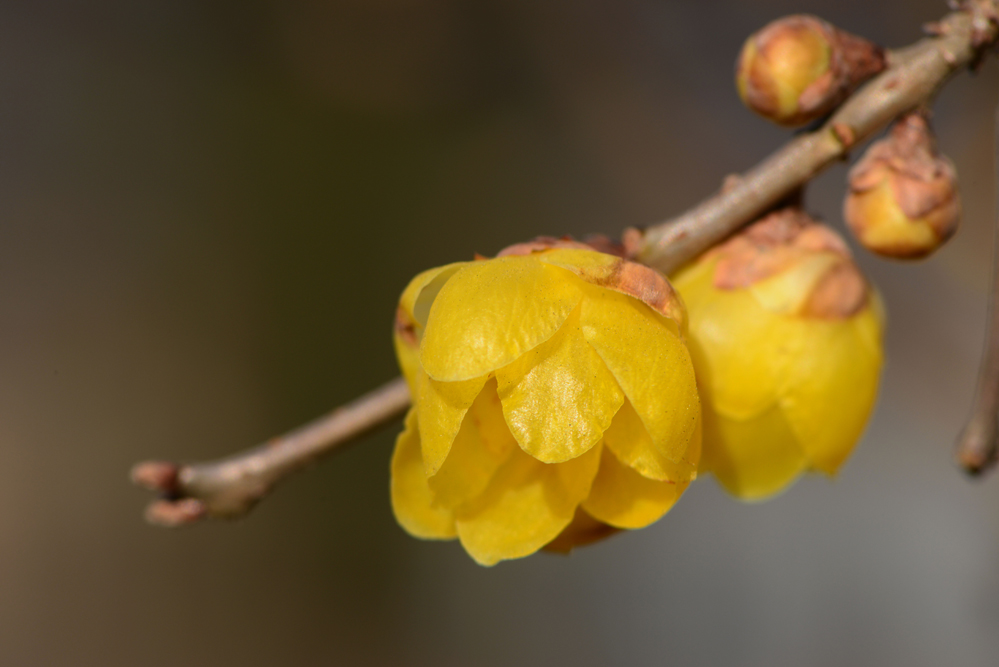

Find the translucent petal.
[
  {"left": 683, "top": 283, "right": 796, "bottom": 420},
  {"left": 390, "top": 409, "right": 457, "bottom": 539},
  {"left": 857, "top": 182, "right": 938, "bottom": 250},
  {"left": 427, "top": 380, "right": 516, "bottom": 509},
  {"left": 415, "top": 369, "right": 487, "bottom": 476},
  {"left": 582, "top": 446, "right": 687, "bottom": 529},
  {"left": 496, "top": 308, "right": 623, "bottom": 463},
  {"left": 454, "top": 443, "right": 601, "bottom": 566},
  {"left": 603, "top": 398, "right": 697, "bottom": 482},
  {"left": 420, "top": 256, "right": 584, "bottom": 382},
  {"left": 669, "top": 257, "right": 716, "bottom": 304},
  {"left": 543, "top": 508, "right": 619, "bottom": 554},
  {"left": 395, "top": 262, "right": 469, "bottom": 393},
  {"left": 748, "top": 253, "right": 842, "bottom": 315},
  {"left": 398, "top": 262, "right": 470, "bottom": 326},
  {"left": 581, "top": 286, "right": 699, "bottom": 463},
  {"left": 779, "top": 308, "right": 884, "bottom": 474},
  {"left": 539, "top": 249, "right": 686, "bottom": 329},
  {"left": 393, "top": 332, "right": 421, "bottom": 393},
  {"left": 701, "top": 405, "right": 807, "bottom": 501}
]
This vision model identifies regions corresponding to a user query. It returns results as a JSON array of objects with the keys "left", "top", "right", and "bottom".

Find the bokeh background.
[{"left": 2, "top": 0, "right": 998, "bottom": 665}]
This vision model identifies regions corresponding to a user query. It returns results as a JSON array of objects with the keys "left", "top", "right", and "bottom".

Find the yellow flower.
[
  {"left": 671, "top": 209, "right": 884, "bottom": 501},
  {"left": 391, "top": 242, "right": 700, "bottom": 566}
]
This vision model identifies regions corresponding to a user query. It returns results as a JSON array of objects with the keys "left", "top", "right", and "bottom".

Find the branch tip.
[
  {"left": 130, "top": 461, "right": 180, "bottom": 494},
  {"left": 145, "top": 499, "right": 207, "bottom": 527}
]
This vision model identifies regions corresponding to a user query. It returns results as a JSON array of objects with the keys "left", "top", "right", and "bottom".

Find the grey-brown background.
[{"left": 2, "top": 1, "right": 998, "bottom": 665}]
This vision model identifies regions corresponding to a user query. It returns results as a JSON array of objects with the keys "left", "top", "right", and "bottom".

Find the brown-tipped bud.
[
  {"left": 736, "top": 15, "right": 885, "bottom": 127},
  {"left": 706, "top": 207, "right": 869, "bottom": 319},
  {"left": 844, "top": 113, "right": 961, "bottom": 259}
]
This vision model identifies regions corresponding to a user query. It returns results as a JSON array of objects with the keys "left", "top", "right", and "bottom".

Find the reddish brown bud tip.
[
  {"left": 844, "top": 113, "right": 960, "bottom": 259},
  {"left": 706, "top": 207, "right": 869, "bottom": 320},
  {"left": 130, "top": 461, "right": 180, "bottom": 493},
  {"left": 736, "top": 15, "right": 885, "bottom": 127},
  {"left": 144, "top": 499, "right": 207, "bottom": 527}
]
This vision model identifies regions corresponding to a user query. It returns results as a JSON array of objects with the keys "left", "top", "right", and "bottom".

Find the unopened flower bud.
[
  {"left": 736, "top": 15, "right": 885, "bottom": 126},
  {"left": 672, "top": 208, "right": 884, "bottom": 501},
  {"left": 844, "top": 113, "right": 961, "bottom": 259}
]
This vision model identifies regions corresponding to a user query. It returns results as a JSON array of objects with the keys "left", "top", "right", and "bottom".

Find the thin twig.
[
  {"left": 131, "top": 377, "right": 410, "bottom": 525},
  {"left": 637, "top": 1, "right": 999, "bottom": 274},
  {"left": 132, "top": 1, "right": 999, "bottom": 525},
  {"left": 956, "top": 85, "right": 999, "bottom": 475}
]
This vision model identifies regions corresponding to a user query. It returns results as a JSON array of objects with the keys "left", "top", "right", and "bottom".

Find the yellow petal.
[
  {"left": 398, "top": 262, "right": 470, "bottom": 326},
  {"left": 496, "top": 307, "right": 623, "bottom": 463},
  {"left": 427, "top": 380, "right": 517, "bottom": 509},
  {"left": 582, "top": 446, "right": 687, "bottom": 529},
  {"left": 700, "top": 405, "right": 807, "bottom": 501},
  {"left": 580, "top": 286, "right": 699, "bottom": 463},
  {"left": 390, "top": 409, "right": 457, "bottom": 539},
  {"left": 683, "top": 284, "right": 796, "bottom": 420},
  {"left": 669, "top": 256, "right": 716, "bottom": 305},
  {"left": 395, "top": 262, "right": 469, "bottom": 393},
  {"left": 415, "top": 369, "right": 487, "bottom": 476},
  {"left": 543, "top": 508, "right": 619, "bottom": 554},
  {"left": 420, "top": 256, "right": 584, "bottom": 382},
  {"left": 539, "top": 248, "right": 686, "bottom": 330},
  {"left": 856, "top": 180, "right": 938, "bottom": 250},
  {"left": 454, "top": 443, "right": 601, "bottom": 566},
  {"left": 603, "top": 398, "right": 697, "bottom": 482},
  {"left": 779, "top": 308, "right": 884, "bottom": 474},
  {"left": 393, "top": 332, "right": 422, "bottom": 394},
  {"left": 748, "top": 252, "right": 842, "bottom": 315}
]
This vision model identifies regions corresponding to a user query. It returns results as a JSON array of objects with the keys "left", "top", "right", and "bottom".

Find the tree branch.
[
  {"left": 636, "top": 1, "right": 999, "bottom": 274},
  {"left": 131, "top": 377, "right": 410, "bottom": 525},
  {"left": 132, "top": 1, "right": 999, "bottom": 525},
  {"left": 956, "top": 79, "right": 999, "bottom": 475}
]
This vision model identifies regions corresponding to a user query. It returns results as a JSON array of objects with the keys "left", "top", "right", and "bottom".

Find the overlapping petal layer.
[
  {"left": 582, "top": 446, "right": 687, "bottom": 529},
  {"left": 390, "top": 409, "right": 457, "bottom": 539},
  {"left": 496, "top": 307, "right": 623, "bottom": 463},
  {"left": 580, "top": 287, "right": 699, "bottom": 463},
  {"left": 415, "top": 371, "right": 487, "bottom": 476},
  {"left": 778, "top": 310, "right": 883, "bottom": 474},
  {"left": 420, "top": 256, "right": 584, "bottom": 382},
  {"left": 392, "top": 247, "right": 701, "bottom": 564},
  {"left": 455, "top": 442, "right": 602, "bottom": 566},
  {"left": 700, "top": 406, "right": 806, "bottom": 501},
  {"left": 673, "top": 229, "right": 884, "bottom": 501}
]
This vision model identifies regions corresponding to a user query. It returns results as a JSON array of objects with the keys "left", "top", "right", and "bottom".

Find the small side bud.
[
  {"left": 844, "top": 113, "right": 961, "bottom": 259},
  {"left": 736, "top": 15, "right": 885, "bottom": 126}
]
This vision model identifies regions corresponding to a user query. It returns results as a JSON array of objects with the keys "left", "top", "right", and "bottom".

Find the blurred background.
[{"left": 1, "top": 0, "right": 998, "bottom": 665}]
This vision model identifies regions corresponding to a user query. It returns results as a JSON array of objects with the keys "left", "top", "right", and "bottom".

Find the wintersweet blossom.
[
  {"left": 671, "top": 209, "right": 884, "bottom": 501},
  {"left": 391, "top": 241, "right": 701, "bottom": 565}
]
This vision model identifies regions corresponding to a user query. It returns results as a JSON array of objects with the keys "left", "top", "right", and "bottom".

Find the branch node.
[
  {"left": 130, "top": 461, "right": 180, "bottom": 494},
  {"left": 831, "top": 122, "right": 856, "bottom": 149}
]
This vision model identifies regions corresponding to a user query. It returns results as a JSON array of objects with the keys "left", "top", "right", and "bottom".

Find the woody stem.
[
  {"left": 956, "top": 93, "right": 999, "bottom": 475},
  {"left": 131, "top": 377, "right": 410, "bottom": 525},
  {"left": 132, "top": 0, "right": 999, "bottom": 525},
  {"left": 637, "top": 1, "right": 999, "bottom": 273}
]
